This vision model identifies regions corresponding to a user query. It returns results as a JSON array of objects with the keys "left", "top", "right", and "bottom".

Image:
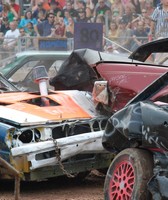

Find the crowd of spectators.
[{"left": 0, "top": 0, "right": 166, "bottom": 56}]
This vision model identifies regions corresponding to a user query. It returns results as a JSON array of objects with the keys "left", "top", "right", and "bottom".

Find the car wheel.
[{"left": 104, "top": 148, "right": 153, "bottom": 200}]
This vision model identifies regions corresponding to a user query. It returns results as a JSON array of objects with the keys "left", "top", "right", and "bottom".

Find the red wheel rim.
[{"left": 109, "top": 161, "right": 135, "bottom": 200}]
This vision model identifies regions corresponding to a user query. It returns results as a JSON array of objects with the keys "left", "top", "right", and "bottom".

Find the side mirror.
[{"left": 92, "top": 81, "right": 109, "bottom": 106}]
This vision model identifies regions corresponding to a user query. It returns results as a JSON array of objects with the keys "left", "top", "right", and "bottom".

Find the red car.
[{"left": 102, "top": 38, "right": 168, "bottom": 199}]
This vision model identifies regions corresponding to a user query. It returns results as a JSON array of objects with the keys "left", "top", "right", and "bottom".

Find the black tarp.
[
  {"left": 49, "top": 48, "right": 130, "bottom": 91},
  {"left": 49, "top": 49, "right": 98, "bottom": 91}
]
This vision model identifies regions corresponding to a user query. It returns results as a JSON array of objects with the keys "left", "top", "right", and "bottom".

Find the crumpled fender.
[{"left": 102, "top": 101, "right": 168, "bottom": 152}]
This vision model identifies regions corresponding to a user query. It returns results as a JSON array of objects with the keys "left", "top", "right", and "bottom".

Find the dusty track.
[{"left": 0, "top": 170, "right": 105, "bottom": 200}]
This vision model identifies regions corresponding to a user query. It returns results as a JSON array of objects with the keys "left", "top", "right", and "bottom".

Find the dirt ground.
[{"left": 0, "top": 170, "right": 105, "bottom": 200}]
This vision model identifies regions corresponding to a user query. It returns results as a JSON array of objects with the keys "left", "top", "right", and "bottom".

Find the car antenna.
[{"left": 98, "top": 51, "right": 103, "bottom": 61}]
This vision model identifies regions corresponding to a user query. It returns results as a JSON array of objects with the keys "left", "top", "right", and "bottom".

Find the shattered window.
[
  {"left": 48, "top": 60, "right": 65, "bottom": 78},
  {"left": 9, "top": 61, "right": 40, "bottom": 82}
]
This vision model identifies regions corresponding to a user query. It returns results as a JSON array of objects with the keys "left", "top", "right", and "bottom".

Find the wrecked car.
[
  {"left": 1, "top": 38, "right": 168, "bottom": 185},
  {"left": 102, "top": 38, "right": 168, "bottom": 199},
  {"left": 0, "top": 66, "right": 115, "bottom": 182}
]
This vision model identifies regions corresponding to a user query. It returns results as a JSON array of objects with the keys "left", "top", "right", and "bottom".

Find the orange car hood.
[{"left": 0, "top": 90, "right": 96, "bottom": 126}]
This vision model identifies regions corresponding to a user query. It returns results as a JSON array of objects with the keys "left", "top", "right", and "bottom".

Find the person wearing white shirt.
[
  {"left": 3, "top": 21, "right": 20, "bottom": 51},
  {"left": 2, "top": 21, "right": 20, "bottom": 59}
]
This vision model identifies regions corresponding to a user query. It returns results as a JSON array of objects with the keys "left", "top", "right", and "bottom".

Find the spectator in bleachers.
[
  {"left": 86, "top": 0, "right": 95, "bottom": 11},
  {"left": 95, "top": 14, "right": 106, "bottom": 45},
  {"left": 0, "top": 0, "right": 2, "bottom": 13},
  {"left": 63, "top": 1, "right": 79, "bottom": 21},
  {"left": 111, "top": 0, "right": 124, "bottom": 19},
  {"left": 86, "top": 6, "right": 94, "bottom": 22},
  {"left": 31, "top": 0, "right": 42, "bottom": 8},
  {"left": 42, "top": 0, "right": 51, "bottom": 11},
  {"left": 108, "top": 20, "right": 119, "bottom": 41},
  {"left": 49, "top": 0, "right": 62, "bottom": 17},
  {"left": 34, "top": 12, "right": 55, "bottom": 36},
  {"left": 9, "top": 0, "right": 20, "bottom": 18},
  {"left": 129, "top": 12, "right": 139, "bottom": 29},
  {"left": 117, "top": 18, "right": 132, "bottom": 51},
  {"left": 64, "top": 16, "right": 75, "bottom": 38},
  {"left": 0, "top": 17, "right": 4, "bottom": 37},
  {"left": 92, "top": 0, "right": 98, "bottom": 6},
  {"left": 63, "top": 10, "right": 71, "bottom": 26},
  {"left": 31, "top": 0, "right": 50, "bottom": 12},
  {"left": 130, "top": 20, "right": 148, "bottom": 51},
  {"left": 130, "top": 9, "right": 151, "bottom": 32},
  {"left": 37, "top": 9, "right": 47, "bottom": 23},
  {"left": 2, "top": 21, "right": 20, "bottom": 53},
  {"left": 77, "top": 8, "right": 91, "bottom": 22},
  {"left": 121, "top": 4, "right": 135, "bottom": 25},
  {"left": 19, "top": 10, "right": 38, "bottom": 31},
  {"left": 18, "top": 27, "right": 32, "bottom": 51},
  {"left": 75, "top": 0, "right": 86, "bottom": 11},
  {"left": 48, "top": 16, "right": 65, "bottom": 38},
  {"left": 95, "top": 0, "right": 112, "bottom": 9},
  {"left": 13, "top": 16, "right": 19, "bottom": 26},
  {"left": 142, "top": 9, "right": 151, "bottom": 33},
  {"left": 153, "top": 0, "right": 161, "bottom": 7},
  {"left": 0, "top": 17, "right": 10, "bottom": 35},
  {"left": 32, "top": 2, "right": 47, "bottom": 19},
  {"left": 130, "top": 0, "right": 141, "bottom": 14},
  {"left": 57, "top": 0, "right": 66, "bottom": 9},
  {"left": 48, "top": 0, "right": 64, "bottom": 10},
  {"left": 31, "top": 0, "right": 41, "bottom": 11},
  {"left": 144, "top": 0, "right": 154, "bottom": 16},
  {"left": 150, "top": 0, "right": 168, "bottom": 39},
  {"left": 26, "top": 22, "right": 36, "bottom": 36},
  {"left": 94, "top": 0, "right": 111, "bottom": 18},
  {"left": 95, "top": 13, "right": 105, "bottom": 23},
  {"left": 2, "top": 2, "right": 18, "bottom": 22}
]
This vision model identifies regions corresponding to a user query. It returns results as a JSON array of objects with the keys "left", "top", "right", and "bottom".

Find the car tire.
[{"left": 104, "top": 148, "right": 154, "bottom": 200}]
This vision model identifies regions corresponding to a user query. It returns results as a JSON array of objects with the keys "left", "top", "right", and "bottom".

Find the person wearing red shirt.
[
  {"left": 9, "top": 0, "right": 20, "bottom": 18},
  {"left": 48, "top": 0, "right": 65, "bottom": 9}
]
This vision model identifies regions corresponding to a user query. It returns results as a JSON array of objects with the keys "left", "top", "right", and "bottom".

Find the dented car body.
[
  {"left": 0, "top": 76, "right": 113, "bottom": 181},
  {"left": 103, "top": 38, "right": 168, "bottom": 199}
]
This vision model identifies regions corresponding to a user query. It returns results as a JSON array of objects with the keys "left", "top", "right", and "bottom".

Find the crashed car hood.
[{"left": 0, "top": 90, "right": 97, "bottom": 126}]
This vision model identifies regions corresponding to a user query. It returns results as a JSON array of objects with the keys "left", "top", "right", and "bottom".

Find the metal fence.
[{"left": 0, "top": 36, "right": 149, "bottom": 59}]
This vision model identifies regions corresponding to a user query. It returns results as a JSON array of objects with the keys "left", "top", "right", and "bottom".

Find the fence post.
[{"left": 0, "top": 156, "right": 20, "bottom": 200}]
